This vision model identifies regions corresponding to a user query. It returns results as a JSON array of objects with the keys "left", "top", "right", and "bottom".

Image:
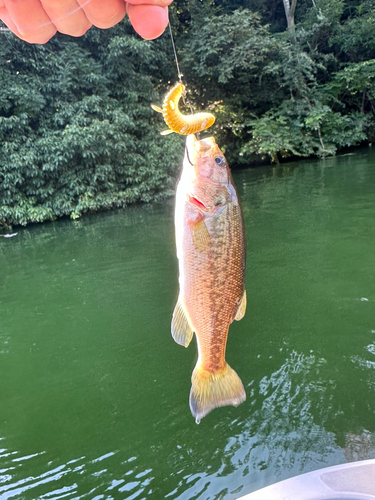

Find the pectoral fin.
[
  {"left": 171, "top": 299, "right": 194, "bottom": 347},
  {"left": 160, "top": 129, "right": 174, "bottom": 135},
  {"left": 151, "top": 104, "right": 163, "bottom": 113},
  {"left": 234, "top": 290, "right": 247, "bottom": 321},
  {"left": 191, "top": 219, "right": 210, "bottom": 251}
]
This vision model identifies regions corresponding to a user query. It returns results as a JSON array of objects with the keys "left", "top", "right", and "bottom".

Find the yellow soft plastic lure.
[{"left": 152, "top": 82, "right": 215, "bottom": 136}]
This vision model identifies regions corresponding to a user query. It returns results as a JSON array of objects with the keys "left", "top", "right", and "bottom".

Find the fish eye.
[{"left": 214, "top": 156, "right": 226, "bottom": 166}]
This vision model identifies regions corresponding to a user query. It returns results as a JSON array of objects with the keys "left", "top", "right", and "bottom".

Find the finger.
[
  {"left": 127, "top": 4, "right": 169, "bottom": 40},
  {"left": 41, "top": 0, "right": 91, "bottom": 37},
  {"left": 0, "top": 6, "right": 25, "bottom": 39},
  {"left": 77, "top": 0, "right": 126, "bottom": 29},
  {"left": 127, "top": 0, "right": 173, "bottom": 5},
  {"left": 3, "top": 0, "right": 56, "bottom": 43}
]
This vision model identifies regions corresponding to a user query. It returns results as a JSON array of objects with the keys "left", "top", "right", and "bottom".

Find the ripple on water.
[
  {"left": 0, "top": 447, "right": 157, "bottom": 500},
  {"left": 161, "top": 351, "right": 344, "bottom": 499},
  {"left": 2, "top": 150, "right": 375, "bottom": 499},
  {"left": 0, "top": 334, "right": 10, "bottom": 355}
]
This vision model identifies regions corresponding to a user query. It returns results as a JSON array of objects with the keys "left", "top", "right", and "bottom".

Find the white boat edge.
[{"left": 239, "top": 459, "right": 375, "bottom": 500}]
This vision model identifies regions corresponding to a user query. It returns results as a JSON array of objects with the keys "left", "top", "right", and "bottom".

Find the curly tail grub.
[{"left": 152, "top": 82, "right": 215, "bottom": 136}]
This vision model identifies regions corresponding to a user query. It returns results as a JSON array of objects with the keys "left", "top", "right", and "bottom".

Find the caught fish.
[
  {"left": 172, "top": 134, "right": 246, "bottom": 423},
  {"left": 152, "top": 82, "right": 215, "bottom": 136}
]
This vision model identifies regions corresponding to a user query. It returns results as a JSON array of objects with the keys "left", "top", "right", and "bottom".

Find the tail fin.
[{"left": 189, "top": 363, "right": 246, "bottom": 424}]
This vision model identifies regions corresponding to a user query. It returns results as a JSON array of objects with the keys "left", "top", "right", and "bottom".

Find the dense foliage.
[
  {"left": 1, "top": 0, "right": 375, "bottom": 227},
  {"left": 0, "top": 25, "right": 182, "bottom": 227},
  {"left": 176, "top": 0, "right": 375, "bottom": 165}
]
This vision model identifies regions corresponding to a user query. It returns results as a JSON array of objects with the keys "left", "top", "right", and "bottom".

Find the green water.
[{"left": 1, "top": 148, "right": 375, "bottom": 499}]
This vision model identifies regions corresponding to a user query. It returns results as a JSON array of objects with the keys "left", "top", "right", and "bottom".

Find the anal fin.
[
  {"left": 171, "top": 299, "right": 194, "bottom": 347},
  {"left": 234, "top": 290, "right": 247, "bottom": 321}
]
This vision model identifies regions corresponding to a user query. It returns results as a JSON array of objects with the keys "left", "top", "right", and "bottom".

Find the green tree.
[
  {"left": 177, "top": 0, "right": 372, "bottom": 163},
  {"left": 0, "top": 24, "right": 183, "bottom": 228},
  {"left": 3, "top": 0, "right": 375, "bottom": 227}
]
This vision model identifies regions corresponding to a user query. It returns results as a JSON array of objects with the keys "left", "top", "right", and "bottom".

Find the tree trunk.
[{"left": 282, "top": 0, "right": 297, "bottom": 44}]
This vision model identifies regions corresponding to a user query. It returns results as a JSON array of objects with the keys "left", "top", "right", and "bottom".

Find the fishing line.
[
  {"left": 168, "top": 20, "right": 195, "bottom": 116},
  {"left": 168, "top": 21, "right": 182, "bottom": 84},
  {"left": 185, "top": 146, "right": 194, "bottom": 166}
]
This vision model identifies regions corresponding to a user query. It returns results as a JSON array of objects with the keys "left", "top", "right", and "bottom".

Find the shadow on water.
[{"left": 1, "top": 148, "right": 375, "bottom": 498}]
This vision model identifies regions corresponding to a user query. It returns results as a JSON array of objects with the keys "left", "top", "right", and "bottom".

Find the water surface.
[{"left": 1, "top": 148, "right": 375, "bottom": 499}]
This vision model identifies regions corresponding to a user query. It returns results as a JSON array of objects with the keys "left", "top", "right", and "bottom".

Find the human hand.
[{"left": 0, "top": 0, "right": 173, "bottom": 44}]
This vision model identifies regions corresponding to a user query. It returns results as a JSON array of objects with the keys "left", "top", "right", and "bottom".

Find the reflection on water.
[
  {"left": 251, "top": 352, "right": 337, "bottom": 473},
  {"left": 0, "top": 334, "right": 10, "bottom": 355},
  {"left": 344, "top": 431, "right": 374, "bottom": 462},
  {"left": 1, "top": 148, "right": 375, "bottom": 498},
  {"left": 0, "top": 446, "right": 159, "bottom": 499},
  {"left": 166, "top": 352, "right": 343, "bottom": 499}
]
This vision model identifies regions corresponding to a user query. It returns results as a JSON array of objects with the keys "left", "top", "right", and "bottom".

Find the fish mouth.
[{"left": 186, "top": 134, "right": 216, "bottom": 164}]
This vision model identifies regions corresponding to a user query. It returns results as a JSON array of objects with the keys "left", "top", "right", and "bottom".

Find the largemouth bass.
[{"left": 172, "top": 134, "right": 246, "bottom": 423}]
